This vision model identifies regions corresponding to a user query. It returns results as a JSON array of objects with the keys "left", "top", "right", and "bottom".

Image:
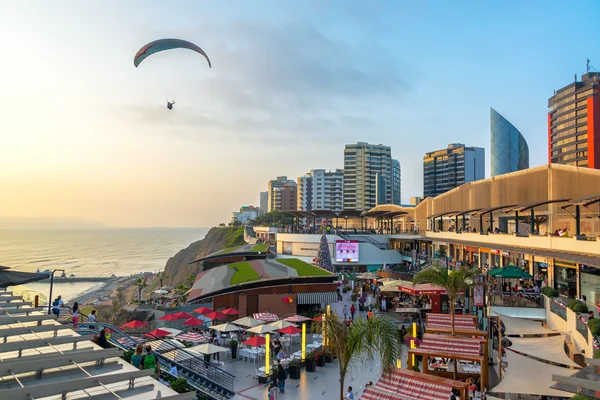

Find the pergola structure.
[
  {"left": 472, "top": 205, "right": 518, "bottom": 234},
  {"left": 447, "top": 209, "right": 484, "bottom": 233},
  {"left": 429, "top": 211, "right": 460, "bottom": 232},
  {"left": 562, "top": 194, "right": 600, "bottom": 238},
  {"left": 407, "top": 333, "right": 489, "bottom": 390},
  {"left": 503, "top": 199, "right": 570, "bottom": 235}
]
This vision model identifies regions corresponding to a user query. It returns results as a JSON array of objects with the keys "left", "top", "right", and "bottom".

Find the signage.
[
  {"left": 336, "top": 240, "right": 359, "bottom": 263},
  {"left": 474, "top": 276, "right": 484, "bottom": 307}
]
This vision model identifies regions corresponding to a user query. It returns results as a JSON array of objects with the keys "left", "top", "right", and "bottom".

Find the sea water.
[{"left": 0, "top": 228, "right": 208, "bottom": 301}]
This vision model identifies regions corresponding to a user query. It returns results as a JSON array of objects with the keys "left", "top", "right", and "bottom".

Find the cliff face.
[{"left": 163, "top": 226, "right": 245, "bottom": 287}]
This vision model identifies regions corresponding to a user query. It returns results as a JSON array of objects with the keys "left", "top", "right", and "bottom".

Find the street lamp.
[{"left": 48, "top": 269, "right": 65, "bottom": 315}]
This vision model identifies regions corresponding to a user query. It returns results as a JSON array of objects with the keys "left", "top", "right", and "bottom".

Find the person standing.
[
  {"left": 70, "top": 302, "right": 79, "bottom": 329},
  {"left": 131, "top": 344, "right": 144, "bottom": 369},
  {"left": 87, "top": 309, "right": 97, "bottom": 330},
  {"left": 143, "top": 345, "right": 160, "bottom": 379},
  {"left": 212, "top": 335, "right": 221, "bottom": 362},
  {"left": 346, "top": 386, "right": 354, "bottom": 399},
  {"left": 277, "top": 361, "right": 286, "bottom": 393},
  {"left": 343, "top": 304, "right": 348, "bottom": 320},
  {"left": 350, "top": 304, "right": 356, "bottom": 320}
]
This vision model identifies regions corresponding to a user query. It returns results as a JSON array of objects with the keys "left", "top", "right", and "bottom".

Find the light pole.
[{"left": 48, "top": 269, "right": 65, "bottom": 315}]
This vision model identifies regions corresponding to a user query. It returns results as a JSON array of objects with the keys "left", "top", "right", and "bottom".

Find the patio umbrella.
[
  {"left": 176, "top": 331, "right": 209, "bottom": 343},
  {"left": 243, "top": 336, "right": 266, "bottom": 347},
  {"left": 253, "top": 312, "right": 278, "bottom": 322},
  {"left": 210, "top": 323, "right": 241, "bottom": 333},
  {"left": 160, "top": 327, "right": 182, "bottom": 337},
  {"left": 221, "top": 307, "right": 240, "bottom": 316},
  {"left": 159, "top": 314, "right": 180, "bottom": 321},
  {"left": 188, "top": 343, "right": 229, "bottom": 355},
  {"left": 121, "top": 320, "right": 149, "bottom": 329},
  {"left": 194, "top": 306, "right": 213, "bottom": 315},
  {"left": 153, "top": 289, "right": 169, "bottom": 295},
  {"left": 232, "top": 316, "right": 264, "bottom": 328},
  {"left": 356, "top": 272, "right": 379, "bottom": 280},
  {"left": 171, "top": 311, "right": 195, "bottom": 320},
  {"left": 278, "top": 326, "right": 302, "bottom": 335},
  {"left": 489, "top": 265, "right": 533, "bottom": 279},
  {"left": 246, "top": 324, "right": 278, "bottom": 335},
  {"left": 204, "top": 311, "right": 228, "bottom": 321},
  {"left": 144, "top": 328, "right": 172, "bottom": 339},
  {"left": 183, "top": 317, "right": 204, "bottom": 327},
  {"left": 283, "top": 315, "right": 312, "bottom": 323},
  {"left": 267, "top": 320, "right": 297, "bottom": 330},
  {"left": 312, "top": 315, "right": 324, "bottom": 322}
]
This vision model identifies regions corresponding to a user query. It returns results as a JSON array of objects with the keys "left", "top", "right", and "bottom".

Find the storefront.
[
  {"left": 532, "top": 257, "right": 549, "bottom": 288},
  {"left": 580, "top": 265, "right": 600, "bottom": 305},
  {"left": 553, "top": 260, "right": 578, "bottom": 298}
]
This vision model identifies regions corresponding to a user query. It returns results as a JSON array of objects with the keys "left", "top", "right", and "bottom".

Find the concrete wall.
[{"left": 543, "top": 296, "right": 595, "bottom": 357}]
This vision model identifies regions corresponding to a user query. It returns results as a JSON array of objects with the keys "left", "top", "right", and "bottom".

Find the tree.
[
  {"left": 314, "top": 313, "right": 401, "bottom": 400},
  {"left": 315, "top": 234, "right": 333, "bottom": 272},
  {"left": 413, "top": 265, "right": 481, "bottom": 378},
  {"left": 134, "top": 276, "right": 148, "bottom": 303}
]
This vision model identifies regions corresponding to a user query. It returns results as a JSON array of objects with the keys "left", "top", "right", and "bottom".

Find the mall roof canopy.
[
  {"left": 472, "top": 204, "right": 518, "bottom": 216},
  {"left": 338, "top": 210, "right": 363, "bottom": 218},
  {"left": 563, "top": 194, "right": 600, "bottom": 208},
  {"left": 503, "top": 198, "right": 571, "bottom": 213},
  {"left": 281, "top": 210, "right": 316, "bottom": 219},
  {"left": 311, "top": 209, "right": 338, "bottom": 219},
  {"left": 361, "top": 210, "right": 393, "bottom": 218},
  {"left": 0, "top": 266, "right": 49, "bottom": 288},
  {"left": 447, "top": 208, "right": 485, "bottom": 217},
  {"left": 429, "top": 211, "right": 460, "bottom": 219},
  {"left": 380, "top": 211, "right": 408, "bottom": 219}
]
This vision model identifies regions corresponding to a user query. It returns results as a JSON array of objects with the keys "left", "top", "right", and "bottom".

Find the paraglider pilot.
[{"left": 167, "top": 101, "right": 175, "bottom": 110}]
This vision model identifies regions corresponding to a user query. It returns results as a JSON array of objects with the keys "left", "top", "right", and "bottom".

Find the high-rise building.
[
  {"left": 343, "top": 142, "right": 393, "bottom": 210},
  {"left": 423, "top": 143, "right": 485, "bottom": 198},
  {"left": 490, "top": 108, "right": 529, "bottom": 177},
  {"left": 410, "top": 196, "right": 424, "bottom": 206},
  {"left": 391, "top": 159, "right": 401, "bottom": 205},
  {"left": 268, "top": 176, "right": 297, "bottom": 211},
  {"left": 297, "top": 169, "right": 344, "bottom": 212},
  {"left": 375, "top": 173, "right": 387, "bottom": 206},
  {"left": 259, "top": 192, "right": 268, "bottom": 215},
  {"left": 548, "top": 72, "right": 600, "bottom": 168}
]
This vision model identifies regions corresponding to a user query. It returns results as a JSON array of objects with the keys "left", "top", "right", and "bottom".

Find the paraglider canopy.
[{"left": 134, "top": 38, "right": 211, "bottom": 68}]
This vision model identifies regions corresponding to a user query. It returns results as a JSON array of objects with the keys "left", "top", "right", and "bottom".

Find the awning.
[
  {"left": 362, "top": 369, "right": 454, "bottom": 400},
  {"left": 490, "top": 350, "right": 573, "bottom": 397},
  {"left": 507, "top": 335, "right": 580, "bottom": 368},
  {"left": 419, "top": 333, "right": 481, "bottom": 357},
  {"left": 426, "top": 314, "right": 477, "bottom": 330},
  {"left": 399, "top": 283, "right": 447, "bottom": 295},
  {"left": 493, "top": 312, "right": 556, "bottom": 336},
  {"left": 296, "top": 292, "right": 338, "bottom": 305},
  {"left": 252, "top": 312, "right": 279, "bottom": 322},
  {"left": 0, "top": 267, "right": 49, "bottom": 288}
]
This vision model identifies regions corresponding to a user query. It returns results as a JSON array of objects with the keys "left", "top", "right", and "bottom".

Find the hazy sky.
[{"left": 1, "top": 1, "right": 598, "bottom": 227}]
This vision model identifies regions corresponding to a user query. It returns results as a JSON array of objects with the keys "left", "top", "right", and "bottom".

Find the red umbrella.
[
  {"left": 144, "top": 328, "right": 172, "bottom": 338},
  {"left": 312, "top": 315, "right": 324, "bottom": 322},
  {"left": 159, "top": 314, "right": 180, "bottom": 321},
  {"left": 243, "top": 336, "right": 266, "bottom": 347},
  {"left": 194, "top": 307, "right": 213, "bottom": 315},
  {"left": 204, "top": 311, "right": 227, "bottom": 320},
  {"left": 278, "top": 326, "right": 302, "bottom": 335},
  {"left": 183, "top": 317, "right": 204, "bottom": 327},
  {"left": 221, "top": 307, "right": 240, "bottom": 316},
  {"left": 171, "top": 311, "right": 195, "bottom": 320},
  {"left": 121, "top": 320, "right": 149, "bottom": 329}
]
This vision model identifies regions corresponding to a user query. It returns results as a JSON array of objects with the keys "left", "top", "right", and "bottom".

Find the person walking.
[
  {"left": 143, "top": 345, "right": 160, "bottom": 379},
  {"left": 70, "top": 302, "right": 80, "bottom": 329},
  {"left": 51, "top": 295, "right": 64, "bottom": 317},
  {"left": 277, "top": 361, "right": 286, "bottom": 393},
  {"left": 346, "top": 386, "right": 354, "bottom": 399},
  {"left": 350, "top": 304, "right": 356, "bottom": 320},
  {"left": 212, "top": 335, "right": 221, "bottom": 362},
  {"left": 343, "top": 304, "right": 348, "bottom": 320},
  {"left": 131, "top": 344, "right": 144, "bottom": 369},
  {"left": 87, "top": 309, "right": 97, "bottom": 329}
]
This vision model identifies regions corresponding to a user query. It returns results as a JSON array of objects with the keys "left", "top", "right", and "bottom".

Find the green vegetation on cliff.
[
  {"left": 163, "top": 227, "right": 245, "bottom": 287},
  {"left": 252, "top": 243, "right": 268, "bottom": 252},
  {"left": 278, "top": 258, "right": 333, "bottom": 276},
  {"left": 229, "top": 261, "right": 261, "bottom": 284}
]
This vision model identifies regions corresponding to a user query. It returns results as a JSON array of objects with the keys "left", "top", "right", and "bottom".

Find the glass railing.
[
  {"left": 576, "top": 316, "right": 589, "bottom": 343},
  {"left": 550, "top": 298, "right": 568, "bottom": 320},
  {"left": 489, "top": 293, "right": 544, "bottom": 308}
]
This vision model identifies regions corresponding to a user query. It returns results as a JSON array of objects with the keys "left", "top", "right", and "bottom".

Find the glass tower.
[{"left": 490, "top": 108, "right": 529, "bottom": 177}]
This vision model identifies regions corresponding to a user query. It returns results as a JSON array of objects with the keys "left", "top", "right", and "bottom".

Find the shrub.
[
  {"left": 594, "top": 349, "right": 600, "bottom": 359},
  {"left": 342, "top": 285, "right": 351, "bottom": 293},
  {"left": 229, "top": 339, "right": 238, "bottom": 348},
  {"left": 541, "top": 286, "right": 558, "bottom": 297},
  {"left": 170, "top": 377, "right": 189, "bottom": 393},
  {"left": 571, "top": 395, "right": 598, "bottom": 400},
  {"left": 568, "top": 299, "right": 582, "bottom": 310},
  {"left": 121, "top": 350, "right": 133, "bottom": 363},
  {"left": 351, "top": 293, "right": 359, "bottom": 302},
  {"left": 572, "top": 302, "right": 589, "bottom": 314},
  {"left": 587, "top": 319, "right": 600, "bottom": 335}
]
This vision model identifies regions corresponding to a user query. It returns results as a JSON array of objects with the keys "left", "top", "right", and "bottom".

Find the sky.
[{"left": 1, "top": 1, "right": 599, "bottom": 228}]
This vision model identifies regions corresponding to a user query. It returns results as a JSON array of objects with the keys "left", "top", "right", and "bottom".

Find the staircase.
[{"left": 75, "top": 318, "right": 235, "bottom": 400}]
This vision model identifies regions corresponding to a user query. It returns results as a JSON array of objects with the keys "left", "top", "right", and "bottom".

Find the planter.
[
  {"left": 305, "top": 359, "right": 316, "bottom": 372},
  {"left": 231, "top": 346, "right": 238, "bottom": 360},
  {"left": 289, "top": 365, "right": 301, "bottom": 379},
  {"left": 316, "top": 357, "right": 326, "bottom": 367},
  {"left": 258, "top": 375, "right": 271, "bottom": 384},
  {"left": 325, "top": 354, "right": 333, "bottom": 363}
]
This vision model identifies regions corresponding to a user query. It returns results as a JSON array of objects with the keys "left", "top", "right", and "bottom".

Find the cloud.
[{"left": 123, "top": 20, "right": 410, "bottom": 148}]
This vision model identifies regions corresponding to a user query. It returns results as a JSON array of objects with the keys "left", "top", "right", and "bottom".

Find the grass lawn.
[
  {"left": 252, "top": 243, "right": 268, "bottom": 252},
  {"left": 229, "top": 261, "right": 261, "bottom": 285},
  {"left": 277, "top": 258, "right": 333, "bottom": 276},
  {"left": 217, "top": 245, "right": 242, "bottom": 255}
]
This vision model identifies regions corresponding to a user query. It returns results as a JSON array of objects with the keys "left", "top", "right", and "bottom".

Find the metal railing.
[
  {"left": 576, "top": 316, "right": 589, "bottom": 343},
  {"left": 488, "top": 293, "right": 545, "bottom": 308},
  {"left": 550, "top": 299, "right": 568, "bottom": 321}
]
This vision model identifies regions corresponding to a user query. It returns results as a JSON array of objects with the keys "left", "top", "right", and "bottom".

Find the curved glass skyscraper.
[{"left": 490, "top": 108, "right": 529, "bottom": 177}]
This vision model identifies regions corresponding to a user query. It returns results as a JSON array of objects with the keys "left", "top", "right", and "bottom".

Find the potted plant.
[
  {"left": 289, "top": 358, "right": 302, "bottom": 379},
  {"left": 315, "top": 350, "right": 326, "bottom": 367},
  {"left": 229, "top": 339, "right": 238, "bottom": 359},
  {"left": 170, "top": 377, "right": 189, "bottom": 393},
  {"left": 305, "top": 351, "right": 316, "bottom": 372},
  {"left": 351, "top": 293, "right": 359, "bottom": 302},
  {"left": 325, "top": 350, "right": 333, "bottom": 363}
]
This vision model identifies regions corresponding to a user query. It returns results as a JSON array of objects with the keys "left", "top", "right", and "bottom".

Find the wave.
[{"left": 26, "top": 259, "right": 54, "bottom": 264}]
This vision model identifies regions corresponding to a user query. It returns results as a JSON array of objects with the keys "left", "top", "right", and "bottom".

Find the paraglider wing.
[{"left": 134, "top": 38, "right": 211, "bottom": 68}]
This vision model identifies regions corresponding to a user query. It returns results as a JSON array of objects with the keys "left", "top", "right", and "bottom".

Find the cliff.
[{"left": 163, "top": 226, "right": 245, "bottom": 287}]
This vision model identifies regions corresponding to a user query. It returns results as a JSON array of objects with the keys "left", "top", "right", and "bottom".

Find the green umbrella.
[{"left": 489, "top": 265, "right": 533, "bottom": 279}]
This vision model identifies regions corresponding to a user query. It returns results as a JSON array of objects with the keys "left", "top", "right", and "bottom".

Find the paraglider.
[
  {"left": 134, "top": 38, "right": 211, "bottom": 68},
  {"left": 167, "top": 101, "right": 175, "bottom": 110}
]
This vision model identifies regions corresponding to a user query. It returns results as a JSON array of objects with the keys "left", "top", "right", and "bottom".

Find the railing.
[
  {"left": 576, "top": 315, "right": 589, "bottom": 343},
  {"left": 76, "top": 320, "right": 235, "bottom": 399},
  {"left": 550, "top": 298, "right": 568, "bottom": 321},
  {"left": 488, "top": 293, "right": 545, "bottom": 308}
]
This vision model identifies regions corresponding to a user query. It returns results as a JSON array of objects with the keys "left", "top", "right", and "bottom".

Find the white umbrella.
[
  {"left": 232, "top": 316, "right": 264, "bottom": 328},
  {"left": 267, "top": 320, "right": 297, "bottom": 330},
  {"left": 210, "top": 323, "right": 241, "bottom": 333},
  {"left": 246, "top": 324, "right": 278, "bottom": 335},
  {"left": 187, "top": 343, "right": 229, "bottom": 355},
  {"left": 153, "top": 289, "right": 169, "bottom": 295}
]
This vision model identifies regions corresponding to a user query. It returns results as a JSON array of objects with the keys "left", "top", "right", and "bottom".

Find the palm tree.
[
  {"left": 315, "top": 312, "right": 401, "bottom": 400},
  {"left": 134, "top": 277, "right": 148, "bottom": 303},
  {"left": 413, "top": 265, "right": 480, "bottom": 335},
  {"left": 157, "top": 271, "right": 168, "bottom": 287}
]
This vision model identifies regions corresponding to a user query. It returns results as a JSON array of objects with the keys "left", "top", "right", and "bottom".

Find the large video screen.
[{"left": 336, "top": 240, "right": 359, "bottom": 263}]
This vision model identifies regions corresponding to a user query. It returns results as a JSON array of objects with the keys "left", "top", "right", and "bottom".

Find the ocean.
[{"left": 0, "top": 228, "right": 209, "bottom": 301}]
